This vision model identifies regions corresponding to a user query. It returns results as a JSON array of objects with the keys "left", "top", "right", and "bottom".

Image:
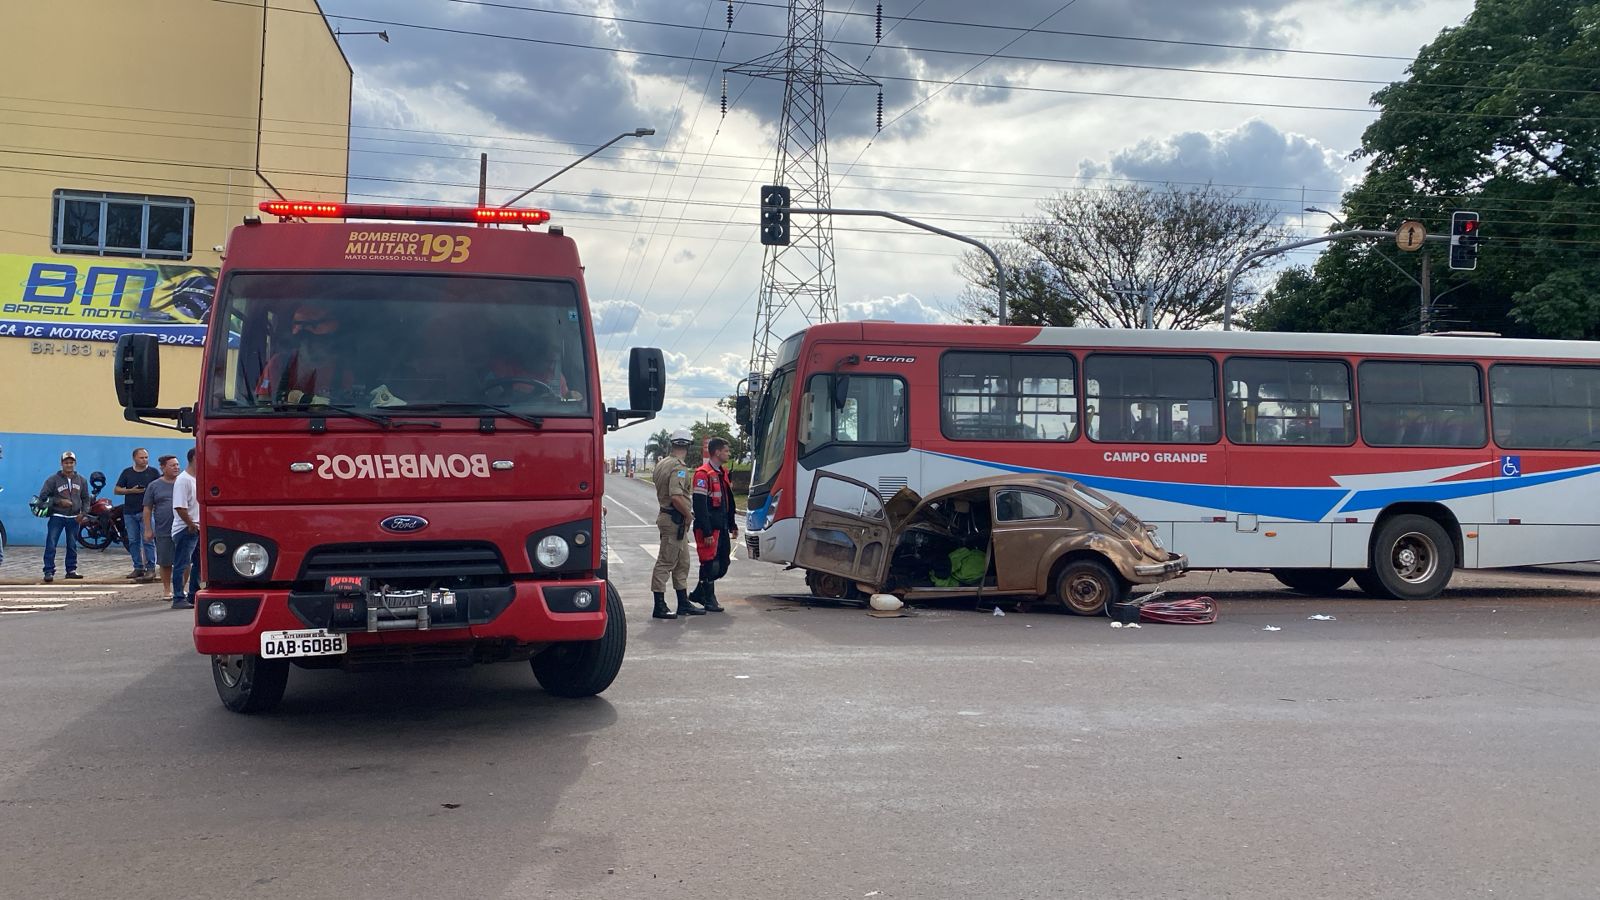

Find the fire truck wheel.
[
  {"left": 532, "top": 583, "right": 626, "bottom": 698},
  {"left": 212, "top": 654, "right": 290, "bottom": 714},
  {"left": 1055, "top": 557, "right": 1124, "bottom": 616}
]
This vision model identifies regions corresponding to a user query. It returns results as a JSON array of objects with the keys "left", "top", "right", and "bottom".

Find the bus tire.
[
  {"left": 1367, "top": 514, "right": 1454, "bottom": 600},
  {"left": 212, "top": 654, "right": 290, "bottom": 714},
  {"left": 532, "top": 582, "right": 626, "bottom": 698},
  {"left": 1270, "top": 569, "right": 1354, "bottom": 595},
  {"left": 1055, "top": 557, "right": 1124, "bottom": 616}
]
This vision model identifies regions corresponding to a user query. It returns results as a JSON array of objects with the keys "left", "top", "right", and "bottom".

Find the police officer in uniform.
[{"left": 651, "top": 429, "right": 704, "bottom": 619}]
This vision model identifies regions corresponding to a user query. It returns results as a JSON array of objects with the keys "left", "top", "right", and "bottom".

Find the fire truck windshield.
[{"left": 206, "top": 271, "right": 590, "bottom": 418}]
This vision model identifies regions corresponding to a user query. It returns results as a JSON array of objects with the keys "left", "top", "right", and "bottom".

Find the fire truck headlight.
[
  {"left": 231, "top": 542, "right": 271, "bottom": 578},
  {"left": 572, "top": 589, "right": 594, "bottom": 610},
  {"left": 206, "top": 602, "right": 229, "bottom": 623},
  {"left": 535, "top": 535, "right": 570, "bottom": 568}
]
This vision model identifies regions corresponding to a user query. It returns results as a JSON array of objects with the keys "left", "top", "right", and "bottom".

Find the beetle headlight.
[
  {"left": 231, "top": 542, "right": 270, "bottom": 578},
  {"left": 536, "top": 535, "right": 570, "bottom": 568}
]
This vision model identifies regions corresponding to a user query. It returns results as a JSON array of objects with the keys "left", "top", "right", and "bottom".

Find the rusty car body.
[{"left": 796, "top": 473, "right": 1186, "bottom": 615}]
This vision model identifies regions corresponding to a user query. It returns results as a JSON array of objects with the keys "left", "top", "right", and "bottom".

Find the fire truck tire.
[
  {"left": 1366, "top": 514, "right": 1455, "bottom": 600},
  {"left": 1055, "top": 557, "right": 1125, "bottom": 616},
  {"left": 212, "top": 654, "right": 290, "bottom": 714},
  {"left": 1270, "top": 569, "right": 1354, "bottom": 595},
  {"left": 532, "top": 582, "right": 626, "bottom": 698}
]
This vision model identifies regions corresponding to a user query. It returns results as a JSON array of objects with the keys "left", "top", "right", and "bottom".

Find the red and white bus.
[
  {"left": 742, "top": 322, "right": 1600, "bottom": 600},
  {"left": 115, "top": 201, "right": 664, "bottom": 712}
]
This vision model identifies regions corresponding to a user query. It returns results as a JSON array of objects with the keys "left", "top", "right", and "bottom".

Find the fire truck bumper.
[{"left": 192, "top": 581, "right": 607, "bottom": 657}]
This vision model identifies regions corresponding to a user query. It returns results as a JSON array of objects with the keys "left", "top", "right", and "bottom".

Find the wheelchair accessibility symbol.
[{"left": 1500, "top": 455, "right": 1521, "bottom": 477}]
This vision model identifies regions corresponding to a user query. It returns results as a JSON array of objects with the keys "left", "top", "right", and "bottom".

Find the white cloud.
[{"left": 840, "top": 293, "right": 955, "bottom": 324}]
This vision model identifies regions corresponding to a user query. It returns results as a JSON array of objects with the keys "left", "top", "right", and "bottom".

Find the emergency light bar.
[{"left": 258, "top": 201, "right": 551, "bottom": 225}]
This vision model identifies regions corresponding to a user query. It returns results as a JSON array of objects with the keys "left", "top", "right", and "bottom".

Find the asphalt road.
[{"left": 2, "top": 475, "right": 1598, "bottom": 899}]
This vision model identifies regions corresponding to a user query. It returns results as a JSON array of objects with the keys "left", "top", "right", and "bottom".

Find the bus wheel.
[
  {"left": 1270, "top": 569, "right": 1354, "bottom": 595},
  {"left": 1055, "top": 558, "right": 1124, "bottom": 616},
  {"left": 212, "top": 654, "right": 290, "bottom": 714},
  {"left": 533, "top": 582, "right": 626, "bottom": 698},
  {"left": 1367, "top": 515, "right": 1454, "bottom": 600}
]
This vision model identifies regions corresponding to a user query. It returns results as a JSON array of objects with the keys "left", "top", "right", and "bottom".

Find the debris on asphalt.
[
  {"left": 992, "top": 606, "right": 1005, "bottom": 616},
  {"left": 869, "top": 593, "right": 903, "bottom": 611},
  {"left": 1263, "top": 626, "right": 1282, "bottom": 632},
  {"left": 1308, "top": 614, "right": 1337, "bottom": 621}
]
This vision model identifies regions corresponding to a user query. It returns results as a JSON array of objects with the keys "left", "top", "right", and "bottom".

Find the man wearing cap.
[
  {"left": 650, "top": 429, "right": 703, "bottom": 619},
  {"left": 36, "top": 452, "right": 90, "bottom": 584}
]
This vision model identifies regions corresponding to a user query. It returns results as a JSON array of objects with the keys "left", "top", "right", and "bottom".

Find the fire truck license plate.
[{"left": 260, "top": 629, "right": 347, "bottom": 659}]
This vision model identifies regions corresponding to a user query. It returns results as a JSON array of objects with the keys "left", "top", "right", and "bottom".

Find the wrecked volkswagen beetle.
[{"left": 796, "top": 473, "right": 1186, "bottom": 615}]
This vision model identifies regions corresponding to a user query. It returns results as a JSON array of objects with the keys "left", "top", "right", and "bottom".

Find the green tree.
[
  {"left": 1251, "top": 0, "right": 1600, "bottom": 336},
  {"left": 687, "top": 420, "right": 744, "bottom": 467},
  {"left": 643, "top": 428, "right": 671, "bottom": 465},
  {"left": 958, "top": 184, "right": 1287, "bottom": 328}
]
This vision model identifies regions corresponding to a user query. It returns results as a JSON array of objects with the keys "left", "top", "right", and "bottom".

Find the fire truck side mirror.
[
  {"left": 629, "top": 347, "right": 666, "bottom": 413},
  {"left": 115, "top": 334, "right": 161, "bottom": 409}
]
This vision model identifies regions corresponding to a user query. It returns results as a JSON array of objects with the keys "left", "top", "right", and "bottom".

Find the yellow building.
[{"left": 0, "top": 0, "right": 349, "bottom": 546}]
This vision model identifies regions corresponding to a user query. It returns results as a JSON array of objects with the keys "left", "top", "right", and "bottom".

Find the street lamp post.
[{"left": 502, "top": 128, "right": 656, "bottom": 208}]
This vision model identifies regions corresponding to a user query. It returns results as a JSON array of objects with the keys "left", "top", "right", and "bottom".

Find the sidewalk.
[{"left": 0, "top": 542, "right": 153, "bottom": 585}]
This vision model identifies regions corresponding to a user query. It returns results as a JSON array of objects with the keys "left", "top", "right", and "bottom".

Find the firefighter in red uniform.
[{"left": 690, "top": 437, "right": 737, "bottom": 612}]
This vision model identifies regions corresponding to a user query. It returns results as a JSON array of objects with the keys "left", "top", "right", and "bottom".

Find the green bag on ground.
[{"left": 930, "top": 547, "right": 986, "bottom": 587}]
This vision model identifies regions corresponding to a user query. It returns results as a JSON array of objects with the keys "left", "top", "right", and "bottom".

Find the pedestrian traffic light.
[
  {"left": 1450, "top": 210, "right": 1480, "bottom": 271},
  {"left": 760, "top": 184, "right": 791, "bottom": 246}
]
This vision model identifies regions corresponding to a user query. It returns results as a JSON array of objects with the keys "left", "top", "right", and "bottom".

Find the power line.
[
  {"left": 205, "top": 1, "right": 1600, "bottom": 125},
  {"left": 401, "top": 0, "right": 1600, "bottom": 96}
]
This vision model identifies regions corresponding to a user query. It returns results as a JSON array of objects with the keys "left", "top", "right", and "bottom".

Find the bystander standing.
[
  {"left": 37, "top": 451, "right": 90, "bottom": 584},
  {"left": 170, "top": 449, "right": 201, "bottom": 610},
  {"left": 143, "top": 455, "right": 181, "bottom": 601},
  {"left": 115, "top": 448, "right": 160, "bottom": 581}
]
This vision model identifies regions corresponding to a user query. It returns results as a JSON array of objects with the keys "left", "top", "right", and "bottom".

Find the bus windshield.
[
  {"left": 750, "top": 367, "right": 795, "bottom": 491},
  {"left": 207, "top": 272, "right": 590, "bottom": 417}
]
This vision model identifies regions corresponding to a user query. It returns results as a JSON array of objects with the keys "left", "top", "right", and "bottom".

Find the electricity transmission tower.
[{"left": 726, "top": 0, "right": 879, "bottom": 387}]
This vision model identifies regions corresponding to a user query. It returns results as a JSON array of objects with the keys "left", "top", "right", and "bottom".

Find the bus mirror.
[
  {"left": 629, "top": 347, "right": 665, "bottom": 412},
  {"left": 831, "top": 375, "right": 850, "bottom": 410},
  {"left": 735, "top": 394, "right": 752, "bottom": 433},
  {"left": 114, "top": 334, "right": 161, "bottom": 409}
]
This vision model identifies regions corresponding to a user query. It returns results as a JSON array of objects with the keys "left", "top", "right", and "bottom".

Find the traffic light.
[
  {"left": 760, "top": 184, "right": 791, "bottom": 246},
  {"left": 1450, "top": 210, "right": 1480, "bottom": 271}
]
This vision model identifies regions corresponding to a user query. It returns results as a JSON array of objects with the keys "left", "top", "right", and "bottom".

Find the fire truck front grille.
[{"left": 299, "top": 542, "right": 507, "bottom": 584}]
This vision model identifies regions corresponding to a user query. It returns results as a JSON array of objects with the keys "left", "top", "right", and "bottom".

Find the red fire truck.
[{"left": 113, "top": 201, "right": 664, "bottom": 713}]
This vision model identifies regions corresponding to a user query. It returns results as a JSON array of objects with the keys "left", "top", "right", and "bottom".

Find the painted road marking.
[
  {"left": 606, "top": 499, "right": 651, "bottom": 525},
  {"left": 640, "top": 544, "right": 658, "bottom": 559}
]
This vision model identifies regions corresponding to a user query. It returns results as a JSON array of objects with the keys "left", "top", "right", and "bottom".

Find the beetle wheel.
[{"left": 1055, "top": 557, "right": 1125, "bottom": 616}]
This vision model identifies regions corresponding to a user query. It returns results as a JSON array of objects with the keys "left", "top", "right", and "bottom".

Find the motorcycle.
[{"left": 77, "top": 471, "right": 129, "bottom": 551}]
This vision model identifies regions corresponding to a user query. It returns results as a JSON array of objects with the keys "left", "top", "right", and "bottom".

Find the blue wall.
[{"left": 1, "top": 431, "right": 196, "bottom": 546}]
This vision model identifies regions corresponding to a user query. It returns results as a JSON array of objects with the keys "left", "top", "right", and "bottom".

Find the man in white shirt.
[{"left": 171, "top": 448, "right": 202, "bottom": 610}]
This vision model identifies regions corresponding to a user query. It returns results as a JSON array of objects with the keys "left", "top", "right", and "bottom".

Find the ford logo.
[{"left": 379, "top": 515, "right": 429, "bottom": 534}]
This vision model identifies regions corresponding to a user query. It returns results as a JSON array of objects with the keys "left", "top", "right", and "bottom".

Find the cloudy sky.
[{"left": 313, "top": 0, "right": 1473, "bottom": 455}]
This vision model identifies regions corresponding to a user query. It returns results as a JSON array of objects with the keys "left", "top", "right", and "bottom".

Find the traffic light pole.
[
  {"left": 786, "top": 206, "right": 1010, "bottom": 325},
  {"left": 1221, "top": 229, "right": 1450, "bottom": 330}
]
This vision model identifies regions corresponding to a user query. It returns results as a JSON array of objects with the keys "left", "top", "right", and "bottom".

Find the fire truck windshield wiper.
[
  {"left": 273, "top": 401, "right": 393, "bottom": 428},
  {"left": 410, "top": 401, "right": 545, "bottom": 430}
]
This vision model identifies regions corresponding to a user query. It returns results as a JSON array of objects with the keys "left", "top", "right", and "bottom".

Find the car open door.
[{"left": 794, "top": 472, "right": 894, "bottom": 588}]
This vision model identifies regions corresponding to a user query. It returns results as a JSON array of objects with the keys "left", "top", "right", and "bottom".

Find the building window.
[
  {"left": 941, "top": 352, "right": 1078, "bottom": 441},
  {"left": 1086, "top": 354, "right": 1218, "bottom": 443},
  {"left": 1358, "top": 361, "right": 1486, "bottom": 447},
  {"left": 1225, "top": 357, "right": 1354, "bottom": 445},
  {"left": 52, "top": 190, "right": 194, "bottom": 260},
  {"left": 1490, "top": 364, "right": 1600, "bottom": 450}
]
